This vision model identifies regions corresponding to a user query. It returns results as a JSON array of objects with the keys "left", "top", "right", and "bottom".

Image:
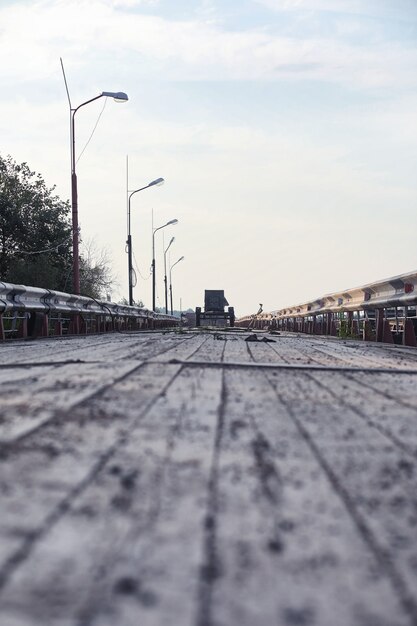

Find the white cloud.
[
  {"left": 256, "top": 0, "right": 365, "bottom": 12},
  {"left": 255, "top": 0, "right": 416, "bottom": 18},
  {"left": 0, "top": 0, "right": 415, "bottom": 89},
  {"left": 110, "top": 0, "right": 158, "bottom": 6}
]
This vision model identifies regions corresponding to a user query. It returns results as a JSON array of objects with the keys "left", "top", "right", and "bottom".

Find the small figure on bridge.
[{"left": 247, "top": 304, "right": 263, "bottom": 330}]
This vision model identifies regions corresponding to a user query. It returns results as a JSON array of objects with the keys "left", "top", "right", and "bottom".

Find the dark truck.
[{"left": 195, "top": 290, "right": 235, "bottom": 327}]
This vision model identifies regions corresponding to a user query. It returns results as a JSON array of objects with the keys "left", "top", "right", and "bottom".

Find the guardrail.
[
  {"left": 236, "top": 270, "right": 417, "bottom": 347},
  {"left": 0, "top": 282, "right": 179, "bottom": 341}
]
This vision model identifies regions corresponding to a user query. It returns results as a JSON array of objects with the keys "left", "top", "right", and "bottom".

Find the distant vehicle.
[{"left": 195, "top": 290, "right": 235, "bottom": 327}]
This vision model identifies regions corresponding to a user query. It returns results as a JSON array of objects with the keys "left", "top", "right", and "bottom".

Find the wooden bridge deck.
[{"left": 1, "top": 330, "right": 417, "bottom": 626}]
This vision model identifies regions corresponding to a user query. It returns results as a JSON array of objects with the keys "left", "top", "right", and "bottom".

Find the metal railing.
[
  {"left": 236, "top": 270, "right": 417, "bottom": 347},
  {"left": 0, "top": 282, "right": 179, "bottom": 341}
]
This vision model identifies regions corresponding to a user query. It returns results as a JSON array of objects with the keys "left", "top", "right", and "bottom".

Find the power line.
[
  {"left": 6, "top": 240, "right": 69, "bottom": 256},
  {"left": 132, "top": 251, "right": 152, "bottom": 281},
  {"left": 76, "top": 98, "right": 108, "bottom": 165}
]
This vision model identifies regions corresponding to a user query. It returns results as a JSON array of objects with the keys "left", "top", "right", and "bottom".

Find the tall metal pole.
[
  {"left": 164, "top": 263, "right": 168, "bottom": 314},
  {"left": 127, "top": 192, "right": 135, "bottom": 306},
  {"left": 127, "top": 187, "right": 148, "bottom": 306},
  {"left": 152, "top": 230, "right": 156, "bottom": 312},
  {"left": 70, "top": 95, "right": 105, "bottom": 295},
  {"left": 126, "top": 178, "right": 164, "bottom": 306},
  {"left": 152, "top": 222, "right": 177, "bottom": 312},
  {"left": 69, "top": 92, "right": 127, "bottom": 295},
  {"left": 62, "top": 57, "right": 128, "bottom": 298},
  {"left": 169, "top": 256, "right": 184, "bottom": 316},
  {"left": 164, "top": 237, "right": 174, "bottom": 314},
  {"left": 70, "top": 109, "right": 80, "bottom": 295}
]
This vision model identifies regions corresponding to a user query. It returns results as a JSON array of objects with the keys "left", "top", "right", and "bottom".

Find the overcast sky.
[{"left": 1, "top": 0, "right": 416, "bottom": 314}]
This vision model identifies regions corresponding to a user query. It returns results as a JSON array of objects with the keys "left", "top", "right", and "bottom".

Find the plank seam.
[
  {"left": 161, "top": 359, "right": 417, "bottom": 375},
  {"left": 305, "top": 372, "right": 417, "bottom": 460},
  {"left": 195, "top": 368, "right": 227, "bottom": 626},
  {"left": 265, "top": 374, "right": 417, "bottom": 625},
  {"left": 0, "top": 364, "right": 186, "bottom": 594},
  {"left": 0, "top": 337, "right": 198, "bottom": 449}
]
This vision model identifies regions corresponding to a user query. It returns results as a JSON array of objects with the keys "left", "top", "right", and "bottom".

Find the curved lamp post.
[
  {"left": 169, "top": 256, "right": 184, "bottom": 316},
  {"left": 127, "top": 177, "right": 164, "bottom": 305},
  {"left": 164, "top": 236, "right": 175, "bottom": 314},
  {"left": 152, "top": 219, "right": 178, "bottom": 311},
  {"left": 70, "top": 90, "right": 128, "bottom": 295}
]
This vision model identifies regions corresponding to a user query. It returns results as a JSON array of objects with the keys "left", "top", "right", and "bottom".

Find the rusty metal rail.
[
  {"left": 0, "top": 282, "right": 178, "bottom": 341},
  {"left": 236, "top": 270, "right": 417, "bottom": 347}
]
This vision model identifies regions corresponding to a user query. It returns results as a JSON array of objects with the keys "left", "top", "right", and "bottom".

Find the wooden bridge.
[{"left": 1, "top": 329, "right": 417, "bottom": 625}]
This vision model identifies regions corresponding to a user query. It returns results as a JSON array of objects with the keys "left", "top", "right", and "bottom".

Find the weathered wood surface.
[{"left": 1, "top": 330, "right": 417, "bottom": 626}]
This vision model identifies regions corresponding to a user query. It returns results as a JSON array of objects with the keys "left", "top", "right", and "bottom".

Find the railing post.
[
  {"left": 352, "top": 310, "right": 360, "bottom": 337},
  {"left": 41, "top": 314, "right": 49, "bottom": 337},
  {"left": 347, "top": 311, "right": 353, "bottom": 336},
  {"left": 17, "top": 313, "right": 28, "bottom": 338},
  {"left": 55, "top": 319, "right": 63, "bottom": 336},
  {"left": 403, "top": 318, "right": 417, "bottom": 347},
  {"left": 375, "top": 309, "right": 384, "bottom": 343},
  {"left": 376, "top": 308, "right": 393, "bottom": 344},
  {"left": 363, "top": 317, "right": 372, "bottom": 341},
  {"left": 329, "top": 312, "right": 337, "bottom": 336}
]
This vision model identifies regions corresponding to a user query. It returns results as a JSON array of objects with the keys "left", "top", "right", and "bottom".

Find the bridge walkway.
[{"left": 1, "top": 330, "right": 417, "bottom": 626}]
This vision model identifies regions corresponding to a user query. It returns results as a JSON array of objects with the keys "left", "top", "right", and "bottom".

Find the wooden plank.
[
  {"left": 0, "top": 362, "right": 183, "bottom": 593},
  {"left": 186, "top": 333, "right": 227, "bottom": 362},
  {"left": 348, "top": 370, "right": 417, "bottom": 411},
  {"left": 0, "top": 366, "right": 223, "bottom": 626},
  {"left": 222, "top": 334, "right": 253, "bottom": 363},
  {"left": 307, "top": 370, "right": 417, "bottom": 455},
  {"left": 0, "top": 334, "right": 207, "bottom": 443},
  {"left": 299, "top": 338, "right": 417, "bottom": 370},
  {"left": 0, "top": 361, "right": 142, "bottom": 443},
  {"left": 202, "top": 367, "right": 410, "bottom": 626},
  {"left": 266, "top": 368, "right": 417, "bottom": 622},
  {"left": 242, "top": 335, "right": 417, "bottom": 370},
  {"left": 151, "top": 333, "right": 208, "bottom": 363},
  {"left": 0, "top": 332, "right": 194, "bottom": 365}
]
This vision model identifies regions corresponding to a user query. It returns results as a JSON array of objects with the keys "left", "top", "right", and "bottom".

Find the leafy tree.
[
  {"left": 118, "top": 296, "right": 145, "bottom": 308},
  {"left": 0, "top": 154, "right": 72, "bottom": 290},
  {"left": 79, "top": 239, "right": 116, "bottom": 300},
  {"left": 0, "top": 154, "right": 116, "bottom": 299}
]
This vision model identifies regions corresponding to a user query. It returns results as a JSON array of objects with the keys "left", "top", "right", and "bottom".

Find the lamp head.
[
  {"left": 167, "top": 219, "right": 178, "bottom": 226},
  {"left": 101, "top": 91, "right": 129, "bottom": 102},
  {"left": 165, "top": 236, "right": 175, "bottom": 254},
  {"left": 149, "top": 177, "right": 164, "bottom": 187}
]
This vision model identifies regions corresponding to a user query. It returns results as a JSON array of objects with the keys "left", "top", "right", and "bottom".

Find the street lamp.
[
  {"left": 164, "top": 237, "right": 175, "bottom": 314},
  {"left": 127, "top": 177, "right": 164, "bottom": 305},
  {"left": 169, "top": 256, "right": 184, "bottom": 316},
  {"left": 152, "top": 219, "right": 178, "bottom": 311},
  {"left": 69, "top": 90, "right": 128, "bottom": 295}
]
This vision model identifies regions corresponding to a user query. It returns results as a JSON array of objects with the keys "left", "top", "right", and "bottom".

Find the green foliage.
[
  {"left": 0, "top": 154, "right": 116, "bottom": 299},
  {"left": 0, "top": 154, "right": 72, "bottom": 290},
  {"left": 338, "top": 314, "right": 355, "bottom": 339},
  {"left": 118, "top": 296, "right": 145, "bottom": 308},
  {"left": 338, "top": 319, "right": 350, "bottom": 338}
]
